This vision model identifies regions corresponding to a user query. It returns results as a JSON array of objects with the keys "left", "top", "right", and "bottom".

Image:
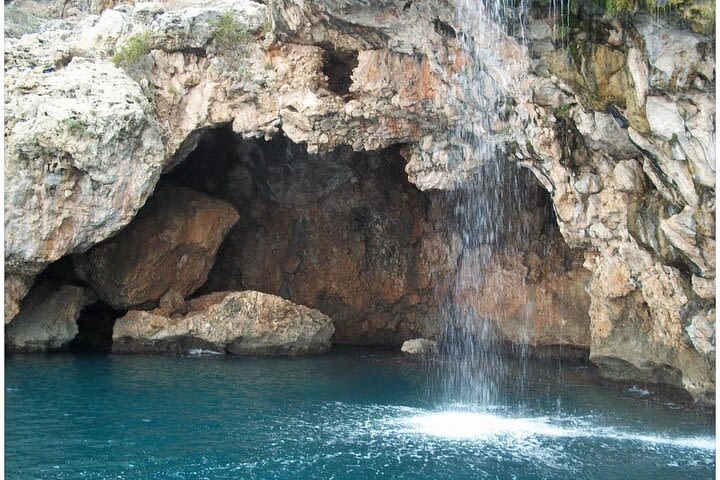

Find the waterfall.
[{"left": 433, "top": 0, "right": 569, "bottom": 408}]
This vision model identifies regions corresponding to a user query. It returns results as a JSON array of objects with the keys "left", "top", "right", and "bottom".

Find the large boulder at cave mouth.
[
  {"left": 73, "top": 185, "right": 239, "bottom": 310},
  {"left": 112, "top": 290, "right": 335, "bottom": 355},
  {"left": 6, "top": 281, "right": 96, "bottom": 352}
]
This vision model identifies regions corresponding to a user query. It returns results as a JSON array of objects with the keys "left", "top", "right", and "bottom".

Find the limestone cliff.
[{"left": 3, "top": 0, "right": 715, "bottom": 402}]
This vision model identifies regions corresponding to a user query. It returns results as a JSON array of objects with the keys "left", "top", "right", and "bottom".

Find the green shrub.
[
  {"left": 61, "top": 117, "right": 88, "bottom": 136},
  {"left": 112, "top": 31, "right": 151, "bottom": 68},
  {"left": 214, "top": 12, "right": 250, "bottom": 52},
  {"left": 553, "top": 103, "right": 572, "bottom": 117},
  {"left": 601, "top": 0, "right": 636, "bottom": 15}
]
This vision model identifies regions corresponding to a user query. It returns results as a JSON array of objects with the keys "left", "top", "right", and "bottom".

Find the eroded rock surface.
[
  {"left": 6, "top": 280, "right": 96, "bottom": 352},
  {"left": 3, "top": 0, "right": 715, "bottom": 401},
  {"left": 113, "top": 290, "right": 335, "bottom": 355},
  {"left": 5, "top": 58, "right": 164, "bottom": 278},
  {"left": 74, "top": 185, "right": 239, "bottom": 309},
  {"left": 5, "top": 274, "right": 33, "bottom": 324}
]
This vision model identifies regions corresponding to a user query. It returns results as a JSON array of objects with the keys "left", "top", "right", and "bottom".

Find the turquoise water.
[{"left": 5, "top": 351, "right": 715, "bottom": 479}]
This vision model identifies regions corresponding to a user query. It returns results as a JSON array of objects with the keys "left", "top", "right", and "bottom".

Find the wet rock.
[
  {"left": 573, "top": 111, "right": 638, "bottom": 159},
  {"left": 6, "top": 281, "right": 96, "bottom": 352},
  {"left": 645, "top": 96, "right": 685, "bottom": 140},
  {"left": 660, "top": 206, "right": 714, "bottom": 276},
  {"left": 456, "top": 236, "right": 591, "bottom": 350},
  {"left": 686, "top": 308, "right": 715, "bottom": 357},
  {"left": 74, "top": 185, "right": 239, "bottom": 309},
  {"left": 634, "top": 14, "right": 714, "bottom": 88},
  {"left": 401, "top": 338, "right": 438, "bottom": 355},
  {"left": 112, "top": 290, "right": 335, "bottom": 355},
  {"left": 573, "top": 173, "right": 602, "bottom": 195},
  {"left": 588, "top": 247, "right": 715, "bottom": 402}
]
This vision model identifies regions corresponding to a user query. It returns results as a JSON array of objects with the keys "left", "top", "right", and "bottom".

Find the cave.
[
  {"left": 155, "top": 126, "right": 571, "bottom": 350},
  {"left": 6, "top": 126, "right": 572, "bottom": 355},
  {"left": 6, "top": 127, "right": 570, "bottom": 354},
  {"left": 69, "top": 301, "right": 125, "bottom": 353},
  {"left": 162, "top": 126, "right": 444, "bottom": 346},
  {"left": 321, "top": 47, "right": 359, "bottom": 97},
  {"left": 3, "top": 254, "right": 126, "bottom": 354}
]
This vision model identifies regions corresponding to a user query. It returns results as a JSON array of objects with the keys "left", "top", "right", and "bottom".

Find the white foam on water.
[
  {"left": 627, "top": 385, "right": 651, "bottom": 396},
  {"left": 398, "top": 410, "right": 716, "bottom": 452},
  {"left": 402, "top": 411, "right": 572, "bottom": 440},
  {"left": 187, "top": 349, "right": 223, "bottom": 356}
]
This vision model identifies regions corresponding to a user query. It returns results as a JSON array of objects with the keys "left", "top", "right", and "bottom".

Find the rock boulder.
[
  {"left": 401, "top": 338, "right": 438, "bottom": 355},
  {"left": 4, "top": 58, "right": 165, "bottom": 277},
  {"left": 113, "top": 290, "right": 335, "bottom": 355},
  {"left": 6, "top": 280, "right": 96, "bottom": 352},
  {"left": 74, "top": 185, "right": 239, "bottom": 309}
]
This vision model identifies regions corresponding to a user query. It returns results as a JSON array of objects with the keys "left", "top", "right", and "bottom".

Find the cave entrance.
[
  {"left": 162, "top": 126, "right": 442, "bottom": 346},
  {"left": 4, "top": 255, "right": 126, "bottom": 354},
  {"left": 6, "top": 125, "right": 583, "bottom": 356},
  {"left": 69, "top": 302, "right": 125, "bottom": 353},
  {"left": 41, "top": 256, "right": 127, "bottom": 353}
]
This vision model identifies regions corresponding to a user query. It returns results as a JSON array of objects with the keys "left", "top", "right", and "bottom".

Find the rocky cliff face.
[{"left": 4, "top": 0, "right": 715, "bottom": 402}]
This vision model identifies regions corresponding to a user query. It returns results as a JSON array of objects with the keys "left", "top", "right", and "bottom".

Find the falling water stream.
[
  {"left": 434, "top": 0, "right": 541, "bottom": 407},
  {"left": 426, "top": 6, "right": 715, "bottom": 471},
  {"left": 3, "top": 2, "right": 715, "bottom": 478}
]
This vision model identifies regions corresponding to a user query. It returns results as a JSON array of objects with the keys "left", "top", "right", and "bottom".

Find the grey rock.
[
  {"left": 133, "top": 0, "right": 267, "bottom": 52},
  {"left": 635, "top": 14, "right": 714, "bottom": 90},
  {"left": 692, "top": 275, "right": 715, "bottom": 300},
  {"left": 573, "top": 173, "right": 602, "bottom": 195},
  {"left": 6, "top": 281, "right": 96, "bottom": 352},
  {"left": 686, "top": 309, "right": 715, "bottom": 357},
  {"left": 646, "top": 96, "right": 685, "bottom": 140},
  {"left": 401, "top": 338, "right": 438, "bottom": 355},
  {"left": 5, "top": 57, "right": 165, "bottom": 277}
]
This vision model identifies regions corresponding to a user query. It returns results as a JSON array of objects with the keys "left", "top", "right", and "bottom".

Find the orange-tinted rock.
[
  {"left": 74, "top": 185, "right": 239, "bottom": 309},
  {"left": 455, "top": 237, "right": 591, "bottom": 350}
]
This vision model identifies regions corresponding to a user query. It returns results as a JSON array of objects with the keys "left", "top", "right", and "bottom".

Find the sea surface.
[{"left": 5, "top": 350, "right": 716, "bottom": 479}]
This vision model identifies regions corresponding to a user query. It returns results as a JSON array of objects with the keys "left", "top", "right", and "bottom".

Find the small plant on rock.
[
  {"left": 61, "top": 117, "right": 88, "bottom": 136},
  {"left": 214, "top": 12, "right": 250, "bottom": 52},
  {"left": 553, "top": 103, "right": 572, "bottom": 117},
  {"left": 604, "top": 0, "right": 635, "bottom": 14},
  {"left": 111, "top": 31, "right": 151, "bottom": 68}
]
